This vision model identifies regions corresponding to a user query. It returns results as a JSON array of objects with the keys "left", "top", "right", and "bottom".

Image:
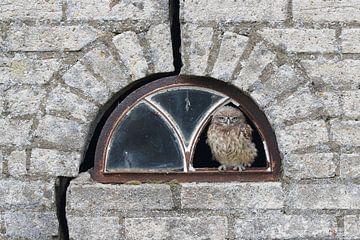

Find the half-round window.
[{"left": 92, "top": 75, "right": 281, "bottom": 182}]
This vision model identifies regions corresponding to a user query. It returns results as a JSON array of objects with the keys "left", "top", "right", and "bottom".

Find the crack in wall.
[{"left": 55, "top": 1, "right": 183, "bottom": 239}]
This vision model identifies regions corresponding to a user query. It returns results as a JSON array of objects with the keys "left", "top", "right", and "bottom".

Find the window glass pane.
[
  {"left": 105, "top": 102, "right": 184, "bottom": 172},
  {"left": 151, "top": 88, "right": 225, "bottom": 144}
]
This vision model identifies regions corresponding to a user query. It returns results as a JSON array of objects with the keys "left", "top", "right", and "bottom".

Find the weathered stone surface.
[
  {"left": 317, "top": 91, "right": 342, "bottom": 117},
  {"left": 66, "top": 0, "right": 168, "bottom": 22},
  {"left": 83, "top": 45, "right": 129, "bottom": 92},
  {"left": 125, "top": 216, "right": 227, "bottom": 240},
  {"left": 30, "top": 148, "right": 81, "bottom": 177},
  {"left": 0, "top": 151, "right": 3, "bottom": 177},
  {"left": 330, "top": 120, "right": 360, "bottom": 148},
  {"left": 68, "top": 216, "right": 120, "bottom": 240},
  {"left": 146, "top": 24, "right": 174, "bottom": 73},
  {"left": 181, "top": 182, "right": 283, "bottom": 210},
  {"left": 233, "top": 42, "right": 275, "bottom": 91},
  {"left": 284, "top": 153, "right": 336, "bottom": 179},
  {"left": 0, "top": 179, "right": 54, "bottom": 210},
  {"left": 3, "top": 26, "right": 99, "bottom": 52},
  {"left": 67, "top": 173, "right": 174, "bottom": 214},
  {"left": 0, "top": 0, "right": 62, "bottom": 21},
  {"left": 343, "top": 90, "right": 360, "bottom": 118},
  {"left": 340, "top": 154, "right": 360, "bottom": 179},
  {"left": 235, "top": 212, "right": 337, "bottom": 239},
  {"left": 344, "top": 215, "right": 360, "bottom": 239},
  {"left": 63, "top": 62, "right": 110, "bottom": 104},
  {"left": 293, "top": 0, "right": 360, "bottom": 23},
  {"left": 7, "top": 150, "right": 27, "bottom": 178},
  {"left": 0, "top": 55, "right": 60, "bottom": 85},
  {"left": 277, "top": 120, "right": 329, "bottom": 153},
  {"left": 34, "top": 115, "right": 87, "bottom": 151},
  {"left": 302, "top": 59, "right": 360, "bottom": 90},
  {"left": 46, "top": 86, "right": 99, "bottom": 122},
  {"left": 265, "top": 86, "right": 323, "bottom": 125},
  {"left": 113, "top": 32, "right": 148, "bottom": 81},
  {"left": 181, "top": 24, "right": 213, "bottom": 75},
  {"left": 181, "top": 0, "right": 287, "bottom": 23},
  {"left": 212, "top": 32, "right": 248, "bottom": 81},
  {"left": 3, "top": 211, "right": 58, "bottom": 239},
  {"left": 251, "top": 65, "right": 305, "bottom": 108},
  {"left": 287, "top": 183, "right": 360, "bottom": 209},
  {"left": 260, "top": 28, "right": 336, "bottom": 52},
  {"left": 341, "top": 29, "right": 360, "bottom": 53},
  {"left": 0, "top": 118, "right": 32, "bottom": 148},
  {"left": 5, "top": 85, "right": 45, "bottom": 117}
]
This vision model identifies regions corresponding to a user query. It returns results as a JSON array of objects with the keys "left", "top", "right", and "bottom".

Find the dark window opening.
[
  {"left": 91, "top": 75, "right": 281, "bottom": 183},
  {"left": 192, "top": 103, "right": 266, "bottom": 169}
]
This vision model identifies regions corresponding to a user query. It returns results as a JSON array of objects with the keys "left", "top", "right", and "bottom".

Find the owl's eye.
[
  {"left": 216, "top": 116, "right": 226, "bottom": 122},
  {"left": 231, "top": 117, "right": 240, "bottom": 122}
]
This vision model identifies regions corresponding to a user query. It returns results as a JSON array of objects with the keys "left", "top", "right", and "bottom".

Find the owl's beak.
[{"left": 226, "top": 118, "right": 231, "bottom": 125}]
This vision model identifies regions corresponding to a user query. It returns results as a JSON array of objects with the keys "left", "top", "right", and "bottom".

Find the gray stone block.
[
  {"left": 302, "top": 59, "right": 360, "bottom": 90},
  {"left": 344, "top": 215, "right": 360, "bottom": 239},
  {"left": 265, "top": 86, "right": 323, "bottom": 125},
  {"left": 317, "top": 91, "right": 343, "bottom": 117},
  {"left": 63, "top": 62, "right": 110, "bottom": 104},
  {"left": 259, "top": 28, "right": 336, "bottom": 53},
  {"left": 212, "top": 32, "right": 248, "bottom": 81},
  {"left": 125, "top": 216, "right": 228, "bottom": 240},
  {"left": 251, "top": 65, "right": 305, "bottom": 108},
  {"left": 181, "top": 24, "right": 214, "bottom": 76},
  {"left": 30, "top": 148, "right": 81, "bottom": 177},
  {"left": 83, "top": 45, "right": 129, "bottom": 93},
  {"left": 7, "top": 150, "right": 27, "bottom": 178},
  {"left": 68, "top": 216, "right": 121, "bottom": 240},
  {"left": 67, "top": 173, "right": 174, "bottom": 214},
  {"left": 341, "top": 29, "right": 360, "bottom": 53},
  {"left": 146, "top": 24, "right": 174, "bottom": 73},
  {"left": 34, "top": 115, "right": 88, "bottom": 151},
  {"left": 284, "top": 153, "right": 336, "bottom": 179},
  {"left": 181, "top": 182, "right": 283, "bottom": 210},
  {"left": 3, "top": 25, "right": 99, "bottom": 52},
  {"left": 46, "top": 86, "right": 99, "bottom": 122},
  {"left": 0, "top": 0, "right": 62, "bottom": 21},
  {"left": 0, "top": 55, "right": 60, "bottom": 85},
  {"left": 0, "top": 179, "right": 54, "bottom": 210},
  {"left": 277, "top": 120, "right": 329, "bottom": 153},
  {"left": 66, "top": 0, "right": 168, "bottom": 22},
  {"left": 3, "top": 211, "right": 58, "bottom": 239},
  {"left": 113, "top": 31, "right": 148, "bottom": 81},
  {"left": 181, "top": 0, "right": 287, "bottom": 23},
  {"left": 340, "top": 153, "right": 360, "bottom": 179},
  {"left": 5, "top": 85, "right": 45, "bottom": 117},
  {"left": 287, "top": 183, "right": 360, "bottom": 209},
  {"left": 343, "top": 90, "right": 360, "bottom": 118},
  {"left": 0, "top": 118, "right": 33, "bottom": 148},
  {"left": 233, "top": 42, "right": 275, "bottom": 91},
  {"left": 293, "top": 0, "right": 360, "bottom": 23},
  {"left": 235, "top": 211, "right": 337, "bottom": 239},
  {"left": 331, "top": 120, "right": 360, "bottom": 148}
]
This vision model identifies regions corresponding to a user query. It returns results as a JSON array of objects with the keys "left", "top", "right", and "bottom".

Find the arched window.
[{"left": 91, "top": 75, "right": 281, "bottom": 182}]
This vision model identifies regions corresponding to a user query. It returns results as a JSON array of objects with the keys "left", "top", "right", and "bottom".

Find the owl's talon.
[
  {"left": 233, "top": 165, "right": 246, "bottom": 171},
  {"left": 218, "top": 165, "right": 227, "bottom": 171}
]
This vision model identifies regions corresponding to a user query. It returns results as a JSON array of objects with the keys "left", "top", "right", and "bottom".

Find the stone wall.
[{"left": 0, "top": 0, "right": 359, "bottom": 239}]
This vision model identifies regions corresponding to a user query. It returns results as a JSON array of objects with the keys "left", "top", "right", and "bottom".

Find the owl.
[{"left": 206, "top": 106, "right": 257, "bottom": 171}]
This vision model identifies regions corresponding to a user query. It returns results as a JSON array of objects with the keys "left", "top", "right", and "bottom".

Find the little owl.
[{"left": 207, "top": 106, "right": 257, "bottom": 171}]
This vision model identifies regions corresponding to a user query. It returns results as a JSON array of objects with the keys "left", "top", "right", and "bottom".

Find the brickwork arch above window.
[{"left": 91, "top": 75, "right": 281, "bottom": 183}]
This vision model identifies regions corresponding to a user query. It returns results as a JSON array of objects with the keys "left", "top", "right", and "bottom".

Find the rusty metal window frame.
[{"left": 91, "top": 75, "right": 281, "bottom": 183}]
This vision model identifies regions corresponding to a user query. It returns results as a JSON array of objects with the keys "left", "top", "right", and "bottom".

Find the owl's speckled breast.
[{"left": 207, "top": 124, "right": 257, "bottom": 167}]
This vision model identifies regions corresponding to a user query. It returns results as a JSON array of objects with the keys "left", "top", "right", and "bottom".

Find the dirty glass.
[
  {"left": 105, "top": 102, "right": 184, "bottom": 172},
  {"left": 151, "top": 88, "right": 224, "bottom": 144}
]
